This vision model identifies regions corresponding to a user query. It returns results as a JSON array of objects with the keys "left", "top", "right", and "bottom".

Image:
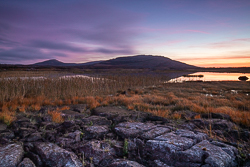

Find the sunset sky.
[{"left": 0, "top": 0, "right": 250, "bottom": 67}]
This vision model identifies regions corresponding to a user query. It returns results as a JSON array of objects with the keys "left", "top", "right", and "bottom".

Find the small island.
[{"left": 238, "top": 76, "right": 249, "bottom": 81}]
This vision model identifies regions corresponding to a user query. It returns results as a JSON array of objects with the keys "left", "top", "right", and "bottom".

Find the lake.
[{"left": 168, "top": 72, "right": 250, "bottom": 82}]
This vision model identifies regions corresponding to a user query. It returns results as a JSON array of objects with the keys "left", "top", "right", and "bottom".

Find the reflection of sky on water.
[{"left": 169, "top": 72, "right": 250, "bottom": 82}]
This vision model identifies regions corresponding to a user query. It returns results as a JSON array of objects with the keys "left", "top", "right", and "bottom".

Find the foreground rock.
[
  {"left": 0, "top": 105, "right": 248, "bottom": 166},
  {"left": 0, "top": 143, "right": 24, "bottom": 167},
  {"left": 34, "top": 142, "right": 83, "bottom": 167}
]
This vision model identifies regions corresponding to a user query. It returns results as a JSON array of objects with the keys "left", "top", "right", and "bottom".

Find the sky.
[{"left": 0, "top": 0, "right": 250, "bottom": 67}]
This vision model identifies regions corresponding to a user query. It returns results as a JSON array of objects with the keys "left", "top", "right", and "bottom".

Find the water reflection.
[{"left": 168, "top": 72, "right": 250, "bottom": 82}]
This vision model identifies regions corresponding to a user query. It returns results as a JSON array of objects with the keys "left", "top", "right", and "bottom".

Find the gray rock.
[
  {"left": 177, "top": 140, "right": 237, "bottom": 167},
  {"left": 0, "top": 143, "right": 24, "bottom": 167},
  {"left": 77, "top": 140, "right": 116, "bottom": 166},
  {"left": 64, "top": 130, "right": 82, "bottom": 142},
  {"left": 212, "top": 119, "right": 235, "bottom": 131},
  {"left": 26, "top": 152, "right": 43, "bottom": 167},
  {"left": 25, "top": 132, "right": 42, "bottom": 142},
  {"left": 34, "top": 142, "right": 83, "bottom": 167},
  {"left": 17, "top": 158, "right": 36, "bottom": 167},
  {"left": 210, "top": 141, "right": 238, "bottom": 160},
  {"left": 84, "top": 125, "right": 109, "bottom": 139},
  {"left": 81, "top": 116, "right": 111, "bottom": 126},
  {"left": 141, "top": 126, "right": 170, "bottom": 140},
  {"left": 56, "top": 137, "right": 76, "bottom": 147},
  {"left": 115, "top": 122, "right": 156, "bottom": 138},
  {"left": 143, "top": 131, "right": 196, "bottom": 165},
  {"left": 154, "top": 132, "right": 195, "bottom": 150},
  {"left": 174, "top": 129, "right": 208, "bottom": 143},
  {"left": 153, "top": 160, "right": 171, "bottom": 167},
  {"left": 109, "top": 159, "right": 145, "bottom": 167},
  {"left": 0, "top": 131, "right": 15, "bottom": 139}
]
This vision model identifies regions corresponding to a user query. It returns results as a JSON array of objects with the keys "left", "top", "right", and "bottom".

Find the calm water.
[{"left": 168, "top": 72, "right": 250, "bottom": 82}]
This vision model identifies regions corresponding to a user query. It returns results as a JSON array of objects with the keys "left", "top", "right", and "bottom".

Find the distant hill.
[
  {"left": 32, "top": 59, "right": 103, "bottom": 67},
  {"left": 30, "top": 55, "right": 197, "bottom": 69},
  {"left": 32, "top": 59, "right": 75, "bottom": 66},
  {"left": 91, "top": 55, "right": 197, "bottom": 69}
]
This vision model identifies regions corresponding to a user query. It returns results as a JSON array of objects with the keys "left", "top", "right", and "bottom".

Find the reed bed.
[{"left": 0, "top": 70, "right": 250, "bottom": 128}]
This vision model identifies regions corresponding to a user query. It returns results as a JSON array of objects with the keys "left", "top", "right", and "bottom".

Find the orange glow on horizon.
[{"left": 179, "top": 58, "right": 250, "bottom": 67}]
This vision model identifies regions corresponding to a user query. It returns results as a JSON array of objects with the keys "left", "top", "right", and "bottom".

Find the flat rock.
[
  {"left": 0, "top": 143, "right": 24, "bottom": 167},
  {"left": 81, "top": 116, "right": 111, "bottom": 126},
  {"left": 176, "top": 140, "right": 238, "bottom": 167},
  {"left": 109, "top": 159, "right": 145, "bottom": 167},
  {"left": 84, "top": 125, "right": 109, "bottom": 139},
  {"left": 115, "top": 122, "right": 156, "bottom": 138},
  {"left": 143, "top": 131, "right": 197, "bottom": 165},
  {"left": 174, "top": 129, "right": 208, "bottom": 143},
  {"left": 34, "top": 142, "right": 83, "bottom": 167},
  {"left": 141, "top": 126, "right": 171, "bottom": 140},
  {"left": 154, "top": 132, "right": 195, "bottom": 150}
]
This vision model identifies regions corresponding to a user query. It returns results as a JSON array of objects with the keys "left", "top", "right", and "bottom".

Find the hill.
[
  {"left": 32, "top": 59, "right": 75, "bottom": 66},
  {"left": 91, "top": 55, "right": 197, "bottom": 69},
  {"left": 32, "top": 59, "right": 102, "bottom": 67},
  {"left": 30, "top": 55, "right": 198, "bottom": 69}
]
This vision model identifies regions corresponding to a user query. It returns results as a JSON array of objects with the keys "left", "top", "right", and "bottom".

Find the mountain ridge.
[{"left": 31, "top": 55, "right": 198, "bottom": 69}]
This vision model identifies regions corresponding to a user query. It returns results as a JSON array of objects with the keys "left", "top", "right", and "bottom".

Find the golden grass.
[
  {"left": 172, "top": 113, "right": 181, "bottom": 120},
  {"left": 0, "top": 110, "right": 16, "bottom": 125},
  {"left": 48, "top": 110, "right": 64, "bottom": 123},
  {"left": 0, "top": 71, "right": 250, "bottom": 127}
]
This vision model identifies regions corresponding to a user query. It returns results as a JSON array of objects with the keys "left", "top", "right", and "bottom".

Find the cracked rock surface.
[{"left": 0, "top": 106, "right": 248, "bottom": 167}]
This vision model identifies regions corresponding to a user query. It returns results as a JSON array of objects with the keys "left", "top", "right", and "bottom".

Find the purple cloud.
[{"left": 0, "top": 1, "right": 141, "bottom": 64}]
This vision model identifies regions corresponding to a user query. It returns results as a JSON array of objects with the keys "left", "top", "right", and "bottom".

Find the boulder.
[
  {"left": 176, "top": 140, "right": 238, "bottom": 167},
  {"left": 17, "top": 158, "right": 36, "bottom": 167},
  {"left": 0, "top": 143, "right": 24, "bottom": 167},
  {"left": 25, "top": 132, "right": 42, "bottom": 142},
  {"left": 174, "top": 129, "right": 208, "bottom": 143},
  {"left": 0, "top": 131, "right": 15, "bottom": 139},
  {"left": 76, "top": 140, "right": 116, "bottom": 166},
  {"left": 109, "top": 159, "right": 145, "bottom": 167},
  {"left": 56, "top": 137, "right": 76, "bottom": 147},
  {"left": 115, "top": 122, "right": 156, "bottom": 139},
  {"left": 143, "top": 131, "right": 197, "bottom": 165},
  {"left": 141, "top": 126, "right": 171, "bottom": 140},
  {"left": 34, "top": 142, "right": 83, "bottom": 167},
  {"left": 83, "top": 125, "right": 109, "bottom": 139},
  {"left": 81, "top": 116, "right": 111, "bottom": 126},
  {"left": 64, "top": 130, "right": 82, "bottom": 142},
  {"left": 153, "top": 160, "right": 171, "bottom": 167},
  {"left": 154, "top": 132, "right": 196, "bottom": 150}
]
